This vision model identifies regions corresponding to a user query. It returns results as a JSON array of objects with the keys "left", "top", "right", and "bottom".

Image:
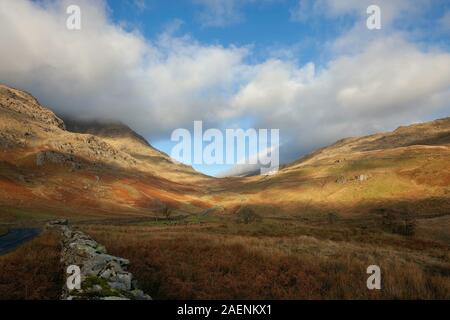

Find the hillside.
[
  {"left": 2, "top": 83, "right": 450, "bottom": 227},
  {"left": 1, "top": 83, "right": 449, "bottom": 230},
  {"left": 208, "top": 117, "right": 450, "bottom": 242},
  {"left": 63, "top": 119, "right": 202, "bottom": 179},
  {"left": 0, "top": 84, "right": 213, "bottom": 224},
  {"left": 0, "top": 84, "right": 449, "bottom": 300}
]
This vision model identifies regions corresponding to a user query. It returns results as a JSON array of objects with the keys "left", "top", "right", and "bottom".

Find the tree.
[{"left": 236, "top": 206, "right": 261, "bottom": 224}]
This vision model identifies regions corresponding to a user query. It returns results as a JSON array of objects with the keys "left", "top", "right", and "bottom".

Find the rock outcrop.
[
  {"left": 0, "top": 84, "right": 211, "bottom": 217},
  {"left": 0, "top": 84, "right": 65, "bottom": 130},
  {"left": 47, "top": 219, "right": 151, "bottom": 300}
]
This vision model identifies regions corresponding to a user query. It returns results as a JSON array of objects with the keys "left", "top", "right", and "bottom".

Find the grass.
[
  {"left": 213, "top": 147, "right": 450, "bottom": 218},
  {"left": 0, "top": 227, "right": 8, "bottom": 236},
  {"left": 0, "top": 133, "right": 448, "bottom": 300},
  {"left": 77, "top": 275, "right": 122, "bottom": 298},
  {"left": 81, "top": 216, "right": 450, "bottom": 300},
  {"left": 0, "top": 230, "right": 62, "bottom": 300}
]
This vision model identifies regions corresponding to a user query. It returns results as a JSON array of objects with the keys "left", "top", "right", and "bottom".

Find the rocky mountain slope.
[
  {"left": 63, "top": 119, "right": 201, "bottom": 178},
  {"left": 0, "top": 84, "right": 213, "bottom": 223},
  {"left": 219, "top": 116, "right": 450, "bottom": 240},
  {"left": 1, "top": 84, "right": 448, "bottom": 301},
  {"left": 1, "top": 84, "right": 449, "bottom": 244}
]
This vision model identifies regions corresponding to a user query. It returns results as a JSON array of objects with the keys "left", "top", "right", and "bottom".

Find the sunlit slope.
[
  {"left": 215, "top": 118, "right": 450, "bottom": 218},
  {"left": 0, "top": 84, "right": 212, "bottom": 222},
  {"left": 63, "top": 119, "right": 204, "bottom": 180},
  {"left": 1, "top": 83, "right": 449, "bottom": 225}
]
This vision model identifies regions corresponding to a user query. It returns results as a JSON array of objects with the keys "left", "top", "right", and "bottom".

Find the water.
[{"left": 0, "top": 228, "right": 41, "bottom": 255}]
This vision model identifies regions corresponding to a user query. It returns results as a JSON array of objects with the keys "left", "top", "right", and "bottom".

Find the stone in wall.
[{"left": 47, "top": 219, "right": 151, "bottom": 300}]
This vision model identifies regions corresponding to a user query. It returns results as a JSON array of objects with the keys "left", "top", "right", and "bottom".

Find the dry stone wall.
[{"left": 47, "top": 219, "right": 151, "bottom": 300}]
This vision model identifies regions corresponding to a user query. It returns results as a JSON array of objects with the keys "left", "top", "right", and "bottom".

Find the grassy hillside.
[
  {"left": 0, "top": 84, "right": 214, "bottom": 224},
  {"left": 0, "top": 84, "right": 449, "bottom": 299}
]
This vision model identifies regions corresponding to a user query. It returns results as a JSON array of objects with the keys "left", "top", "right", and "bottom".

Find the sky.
[{"left": 0, "top": 0, "right": 450, "bottom": 176}]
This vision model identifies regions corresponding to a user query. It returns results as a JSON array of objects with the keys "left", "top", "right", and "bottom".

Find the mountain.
[
  {"left": 224, "top": 117, "right": 450, "bottom": 234},
  {"left": 1, "top": 85, "right": 448, "bottom": 301},
  {"left": 1, "top": 83, "right": 449, "bottom": 241},
  {"left": 0, "top": 84, "right": 213, "bottom": 223},
  {"left": 63, "top": 118, "right": 201, "bottom": 178}
]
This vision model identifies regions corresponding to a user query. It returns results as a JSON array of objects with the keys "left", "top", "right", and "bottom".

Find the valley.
[{"left": 0, "top": 84, "right": 449, "bottom": 299}]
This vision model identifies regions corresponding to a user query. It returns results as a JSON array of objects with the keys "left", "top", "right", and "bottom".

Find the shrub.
[
  {"left": 327, "top": 212, "right": 340, "bottom": 224},
  {"left": 235, "top": 206, "right": 262, "bottom": 224},
  {"left": 382, "top": 212, "right": 416, "bottom": 236}
]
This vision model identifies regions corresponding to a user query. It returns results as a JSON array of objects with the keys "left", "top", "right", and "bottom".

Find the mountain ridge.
[
  {"left": 0, "top": 84, "right": 449, "bottom": 231},
  {"left": 0, "top": 84, "right": 213, "bottom": 222}
]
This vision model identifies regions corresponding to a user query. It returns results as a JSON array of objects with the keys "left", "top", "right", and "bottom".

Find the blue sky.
[
  {"left": 1, "top": 0, "right": 450, "bottom": 177},
  {"left": 103, "top": 0, "right": 450, "bottom": 176},
  {"left": 105, "top": 0, "right": 450, "bottom": 61},
  {"left": 107, "top": 0, "right": 353, "bottom": 176},
  {"left": 107, "top": 0, "right": 348, "bottom": 63}
]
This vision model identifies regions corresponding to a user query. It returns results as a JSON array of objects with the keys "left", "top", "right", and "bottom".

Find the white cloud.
[
  {"left": 230, "top": 35, "right": 450, "bottom": 157},
  {"left": 0, "top": 0, "right": 449, "bottom": 171},
  {"left": 193, "top": 0, "right": 246, "bottom": 27},
  {"left": 132, "top": 0, "right": 148, "bottom": 12},
  {"left": 0, "top": 0, "right": 247, "bottom": 136},
  {"left": 291, "top": 0, "right": 429, "bottom": 27},
  {"left": 193, "top": 0, "right": 278, "bottom": 27},
  {"left": 440, "top": 10, "right": 450, "bottom": 31},
  {"left": 218, "top": 140, "right": 281, "bottom": 177}
]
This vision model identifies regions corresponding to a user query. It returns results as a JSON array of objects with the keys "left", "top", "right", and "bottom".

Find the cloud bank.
[{"left": 0, "top": 0, "right": 449, "bottom": 174}]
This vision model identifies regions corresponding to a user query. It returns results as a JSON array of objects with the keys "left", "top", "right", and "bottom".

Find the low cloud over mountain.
[{"left": 0, "top": 0, "right": 449, "bottom": 168}]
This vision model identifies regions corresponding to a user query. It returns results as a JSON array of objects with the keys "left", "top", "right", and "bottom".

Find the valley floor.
[
  {"left": 78, "top": 215, "right": 450, "bottom": 299},
  {"left": 0, "top": 230, "right": 62, "bottom": 299},
  {"left": 0, "top": 212, "right": 449, "bottom": 299},
  {"left": 0, "top": 83, "right": 449, "bottom": 300}
]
